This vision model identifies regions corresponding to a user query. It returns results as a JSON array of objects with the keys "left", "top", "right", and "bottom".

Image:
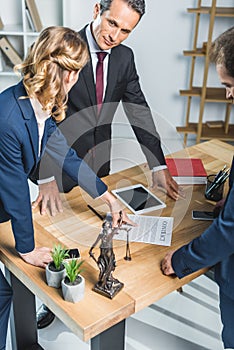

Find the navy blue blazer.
[
  {"left": 172, "top": 158, "right": 234, "bottom": 299},
  {"left": 62, "top": 25, "right": 166, "bottom": 177},
  {"left": 0, "top": 82, "right": 107, "bottom": 254}
]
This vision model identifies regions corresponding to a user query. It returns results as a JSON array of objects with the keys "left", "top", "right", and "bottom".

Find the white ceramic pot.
[
  {"left": 45, "top": 262, "right": 66, "bottom": 288},
  {"left": 61, "top": 275, "right": 85, "bottom": 303}
]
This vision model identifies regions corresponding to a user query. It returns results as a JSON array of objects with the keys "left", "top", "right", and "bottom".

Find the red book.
[{"left": 166, "top": 158, "right": 207, "bottom": 185}]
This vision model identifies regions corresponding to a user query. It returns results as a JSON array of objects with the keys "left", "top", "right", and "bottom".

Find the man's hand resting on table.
[
  {"left": 19, "top": 247, "right": 52, "bottom": 268},
  {"left": 213, "top": 197, "right": 226, "bottom": 218},
  {"left": 152, "top": 168, "right": 184, "bottom": 201},
  {"left": 32, "top": 180, "right": 63, "bottom": 216},
  {"left": 161, "top": 251, "right": 176, "bottom": 276}
]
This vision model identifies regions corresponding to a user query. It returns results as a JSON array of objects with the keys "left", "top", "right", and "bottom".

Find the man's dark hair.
[
  {"left": 209, "top": 26, "right": 234, "bottom": 78},
  {"left": 99, "top": 0, "right": 145, "bottom": 18}
]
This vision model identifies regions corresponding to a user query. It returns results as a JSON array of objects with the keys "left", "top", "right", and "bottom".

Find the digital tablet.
[{"left": 112, "top": 184, "right": 166, "bottom": 215}]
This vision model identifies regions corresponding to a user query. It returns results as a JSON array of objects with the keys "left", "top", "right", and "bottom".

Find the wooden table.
[{"left": 0, "top": 139, "right": 233, "bottom": 350}]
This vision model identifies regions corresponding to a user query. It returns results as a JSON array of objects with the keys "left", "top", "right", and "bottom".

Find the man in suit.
[
  {"left": 36, "top": 0, "right": 182, "bottom": 328},
  {"left": 35, "top": 0, "right": 181, "bottom": 219},
  {"left": 161, "top": 26, "right": 234, "bottom": 349}
]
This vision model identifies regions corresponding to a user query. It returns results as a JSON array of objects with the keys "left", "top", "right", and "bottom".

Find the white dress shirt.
[
  {"left": 86, "top": 24, "right": 166, "bottom": 173},
  {"left": 86, "top": 24, "right": 111, "bottom": 101},
  {"left": 30, "top": 98, "right": 55, "bottom": 184}
]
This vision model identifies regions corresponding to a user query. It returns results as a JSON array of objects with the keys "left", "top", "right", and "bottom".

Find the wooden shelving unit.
[{"left": 177, "top": 0, "right": 234, "bottom": 144}]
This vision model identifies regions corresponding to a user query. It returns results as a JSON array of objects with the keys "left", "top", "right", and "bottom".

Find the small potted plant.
[
  {"left": 61, "top": 259, "right": 85, "bottom": 303},
  {"left": 46, "top": 244, "right": 69, "bottom": 288}
]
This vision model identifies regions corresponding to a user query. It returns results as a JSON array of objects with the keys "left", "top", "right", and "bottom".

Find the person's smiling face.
[{"left": 92, "top": 0, "right": 140, "bottom": 50}]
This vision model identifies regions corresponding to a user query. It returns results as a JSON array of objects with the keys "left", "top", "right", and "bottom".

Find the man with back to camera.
[
  {"left": 35, "top": 0, "right": 183, "bottom": 327},
  {"left": 161, "top": 26, "right": 234, "bottom": 350}
]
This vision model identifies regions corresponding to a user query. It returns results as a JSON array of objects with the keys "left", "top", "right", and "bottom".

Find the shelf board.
[
  {"left": 187, "top": 7, "right": 234, "bottom": 17},
  {"left": 180, "top": 86, "right": 232, "bottom": 103},
  {"left": 23, "top": 31, "right": 39, "bottom": 36},
  {"left": 177, "top": 123, "right": 234, "bottom": 141},
  {"left": 183, "top": 48, "right": 205, "bottom": 57},
  {"left": 0, "top": 70, "right": 16, "bottom": 76},
  {"left": 0, "top": 24, "right": 24, "bottom": 35},
  {"left": 0, "top": 29, "right": 39, "bottom": 36},
  {"left": 177, "top": 123, "right": 197, "bottom": 134},
  {"left": 0, "top": 73, "right": 17, "bottom": 77}
]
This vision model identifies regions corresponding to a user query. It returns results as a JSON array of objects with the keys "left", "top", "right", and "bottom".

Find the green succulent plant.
[
  {"left": 64, "top": 259, "right": 85, "bottom": 284},
  {"left": 51, "top": 244, "right": 69, "bottom": 270}
]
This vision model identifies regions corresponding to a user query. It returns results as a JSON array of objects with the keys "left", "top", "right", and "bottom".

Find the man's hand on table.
[
  {"left": 32, "top": 180, "right": 63, "bottom": 216},
  {"left": 213, "top": 197, "right": 226, "bottom": 218},
  {"left": 161, "top": 251, "right": 176, "bottom": 276},
  {"left": 19, "top": 247, "right": 52, "bottom": 268},
  {"left": 152, "top": 168, "right": 184, "bottom": 201}
]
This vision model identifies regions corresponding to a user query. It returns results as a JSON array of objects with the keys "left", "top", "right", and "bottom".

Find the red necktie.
[{"left": 96, "top": 52, "right": 107, "bottom": 114}]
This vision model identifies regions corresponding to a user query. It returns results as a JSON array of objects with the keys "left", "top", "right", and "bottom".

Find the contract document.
[{"left": 114, "top": 215, "right": 173, "bottom": 246}]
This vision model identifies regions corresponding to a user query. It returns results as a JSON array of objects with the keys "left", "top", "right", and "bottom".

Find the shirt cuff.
[
  {"left": 37, "top": 176, "right": 55, "bottom": 185},
  {"left": 96, "top": 190, "right": 108, "bottom": 199},
  {"left": 18, "top": 249, "right": 34, "bottom": 255},
  {"left": 152, "top": 165, "right": 167, "bottom": 172}
]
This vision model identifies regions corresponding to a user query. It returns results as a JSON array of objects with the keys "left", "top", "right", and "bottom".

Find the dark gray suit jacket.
[{"left": 57, "top": 25, "right": 165, "bottom": 186}]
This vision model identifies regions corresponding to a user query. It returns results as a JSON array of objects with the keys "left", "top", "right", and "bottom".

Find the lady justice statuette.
[{"left": 89, "top": 211, "right": 131, "bottom": 299}]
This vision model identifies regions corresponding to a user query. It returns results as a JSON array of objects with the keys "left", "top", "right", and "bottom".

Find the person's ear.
[
  {"left": 67, "top": 71, "right": 79, "bottom": 84},
  {"left": 93, "top": 3, "right": 101, "bottom": 20},
  {"left": 63, "top": 70, "right": 70, "bottom": 84},
  {"left": 63, "top": 71, "right": 75, "bottom": 86},
  {"left": 63, "top": 71, "right": 79, "bottom": 93}
]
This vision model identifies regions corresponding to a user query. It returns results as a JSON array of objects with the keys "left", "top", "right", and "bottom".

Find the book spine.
[
  {"left": 25, "top": 0, "right": 43, "bottom": 32},
  {"left": 0, "top": 50, "right": 3, "bottom": 72},
  {"left": 25, "top": 8, "right": 36, "bottom": 31},
  {"left": 0, "top": 16, "right": 3, "bottom": 31},
  {"left": 0, "top": 37, "right": 23, "bottom": 66}
]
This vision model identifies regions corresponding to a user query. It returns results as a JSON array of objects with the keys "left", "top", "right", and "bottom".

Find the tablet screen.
[{"left": 112, "top": 184, "right": 166, "bottom": 214}]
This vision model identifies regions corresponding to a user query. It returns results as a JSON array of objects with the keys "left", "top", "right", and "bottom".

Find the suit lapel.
[
  {"left": 79, "top": 62, "right": 96, "bottom": 107},
  {"left": 25, "top": 117, "right": 39, "bottom": 161},
  {"left": 14, "top": 82, "right": 39, "bottom": 161},
  {"left": 97, "top": 48, "right": 120, "bottom": 124},
  {"left": 79, "top": 26, "right": 119, "bottom": 120},
  {"left": 103, "top": 48, "right": 119, "bottom": 104},
  {"left": 79, "top": 27, "right": 97, "bottom": 108}
]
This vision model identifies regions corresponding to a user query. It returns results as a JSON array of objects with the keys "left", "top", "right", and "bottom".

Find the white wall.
[
  {"left": 63, "top": 0, "right": 234, "bottom": 135},
  {"left": 1, "top": 0, "right": 234, "bottom": 135}
]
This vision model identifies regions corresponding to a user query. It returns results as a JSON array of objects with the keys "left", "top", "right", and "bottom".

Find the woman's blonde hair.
[{"left": 16, "top": 26, "right": 89, "bottom": 121}]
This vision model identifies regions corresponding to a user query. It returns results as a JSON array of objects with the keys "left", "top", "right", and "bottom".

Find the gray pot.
[
  {"left": 61, "top": 275, "right": 85, "bottom": 303},
  {"left": 45, "top": 262, "right": 66, "bottom": 288}
]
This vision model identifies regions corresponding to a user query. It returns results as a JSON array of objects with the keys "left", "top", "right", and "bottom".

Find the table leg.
[
  {"left": 5, "top": 267, "right": 44, "bottom": 350},
  {"left": 91, "top": 320, "right": 125, "bottom": 350}
]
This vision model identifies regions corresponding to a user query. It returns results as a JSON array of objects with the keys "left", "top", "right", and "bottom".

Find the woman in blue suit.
[
  {"left": 0, "top": 26, "right": 132, "bottom": 349},
  {"left": 161, "top": 27, "right": 234, "bottom": 349}
]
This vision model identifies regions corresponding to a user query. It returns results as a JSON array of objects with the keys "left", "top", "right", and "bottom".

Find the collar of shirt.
[
  {"left": 86, "top": 24, "right": 111, "bottom": 90},
  {"left": 30, "top": 98, "right": 50, "bottom": 156}
]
